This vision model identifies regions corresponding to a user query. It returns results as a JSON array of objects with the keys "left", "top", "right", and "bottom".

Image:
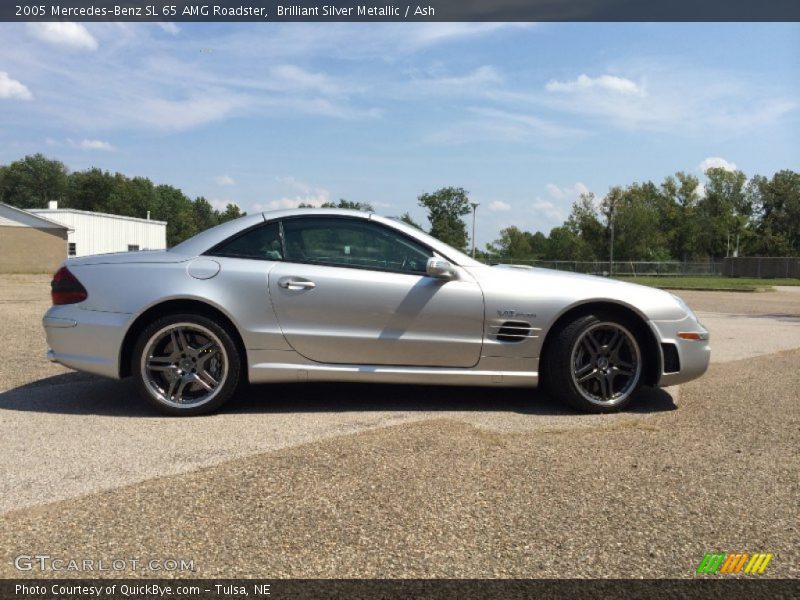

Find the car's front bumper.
[
  {"left": 649, "top": 315, "right": 711, "bottom": 387},
  {"left": 43, "top": 305, "right": 132, "bottom": 379}
]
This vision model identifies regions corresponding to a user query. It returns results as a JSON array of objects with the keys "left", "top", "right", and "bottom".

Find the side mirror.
[{"left": 426, "top": 257, "right": 456, "bottom": 280}]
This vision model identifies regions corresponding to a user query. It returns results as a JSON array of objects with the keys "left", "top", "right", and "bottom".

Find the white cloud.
[
  {"left": 0, "top": 71, "right": 32, "bottom": 100},
  {"left": 214, "top": 175, "right": 236, "bottom": 186},
  {"left": 698, "top": 157, "right": 737, "bottom": 173},
  {"left": 265, "top": 195, "right": 329, "bottom": 210},
  {"left": 530, "top": 182, "right": 592, "bottom": 229},
  {"left": 209, "top": 199, "right": 241, "bottom": 212},
  {"left": 402, "top": 23, "right": 533, "bottom": 50},
  {"left": 546, "top": 182, "right": 591, "bottom": 200},
  {"left": 137, "top": 93, "right": 247, "bottom": 131},
  {"left": 409, "top": 66, "right": 503, "bottom": 95},
  {"left": 546, "top": 74, "right": 644, "bottom": 96},
  {"left": 532, "top": 199, "right": 565, "bottom": 223},
  {"left": 67, "top": 138, "right": 115, "bottom": 151},
  {"left": 427, "top": 107, "right": 585, "bottom": 145},
  {"left": 267, "top": 176, "right": 330, "bottom": 210},
  {"left": 269, "top": 64, "right": 344, "bottom": 95},
  {"left": 545, "top": 183, "right": 564, "bottom": 199},
  {"left": 695, "top": 182, "right": 706, "bottom": 198},
  {"left": 488, "top": 200, "right": 511, "bottom": 212},
  {"left": 157, "top": 23, "right": 181, "bottom": 35},
  {"left": 28, "top": 23, "right": 98, "bottom": 51},
  {"left": 528, "top": 61, "right": 796, "bottom": 135}
]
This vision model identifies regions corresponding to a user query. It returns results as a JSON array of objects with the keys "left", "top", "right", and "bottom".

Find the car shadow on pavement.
[{"left": 0, "top": 372, "right": 677, "bottom": 417}]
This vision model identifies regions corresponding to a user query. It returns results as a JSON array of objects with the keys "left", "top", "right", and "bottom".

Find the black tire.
[
  {"left": 542, "top": 312, "right": 645, "bottom": 413},
  {"left": 131, "top": 313, "right": 243, "bottom": 416}
]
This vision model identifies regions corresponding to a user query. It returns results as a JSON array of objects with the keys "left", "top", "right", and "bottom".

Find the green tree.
[
  {"left": 417, "top": 186, "right": 472, "bottom": 250},
  {"left": 107, "top": 176, "right": 158, "bottom": 220},
  {"left": 545, "top": 225, "right": 593, "bottom": 261},
  {"left": 659, "top": 172, "right": 702, "bottom": 261},
  {"left": 747, "top": 170, "right": 800, "bottom": 255},
  {"left": 153, "top": 185, "right": 197, "bottom": 246},
  {"left": 486, "top": 226, "right": 533, "bottom": 260},
  {"left": 66, "top": 168, "right": 120, "bottom": 213},
  {"left": 396, "top": 212, "right": 423, "bottom": 230},
  {"left": 192, "top": 197, "right": 220, "bottom": 232},
  {"left": 321, "top": 198, "right": 375, "bottom": 211},
  {"left": 566, "top": 192, "right": 605, "bottom": 260},
  {"left": 603, "top": 182, "right": 670, "bottom": 261},
  {"left": 696, "top": 168, "right": 749, "bottom": 258},
  {"left": 218, "top": 203, "right": 245, "bottom": 224},
  {"left": 528, "top": 231, "right": 549, "bottom": 258},
  {"left": 0, "top": 153, "right": 68, "bottom": 208}
]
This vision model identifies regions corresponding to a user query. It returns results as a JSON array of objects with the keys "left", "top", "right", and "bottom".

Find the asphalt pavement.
[{"left": 1, "top": 276, "right": 798, "bottom": 578}]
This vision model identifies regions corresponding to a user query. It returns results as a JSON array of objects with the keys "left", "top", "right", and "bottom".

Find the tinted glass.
[
  {"left": 211, "top": 222, "right": 283, "bottom": 260},
  {"left": 282, "top": 217, "right": 432, "bottom": 273}
]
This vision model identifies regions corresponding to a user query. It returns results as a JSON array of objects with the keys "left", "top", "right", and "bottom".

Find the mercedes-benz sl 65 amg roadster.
[{"left": 43, "top": 209, "right": 710, "bottom": 416}]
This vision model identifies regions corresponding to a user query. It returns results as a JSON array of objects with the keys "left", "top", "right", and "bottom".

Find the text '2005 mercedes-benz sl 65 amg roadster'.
[{"left": 43, "top": 209, "right": 709, "bottom": 416}]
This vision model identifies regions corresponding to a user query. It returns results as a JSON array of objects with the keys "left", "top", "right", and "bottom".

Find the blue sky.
[{"left": 0, "top": 22, "right": 798, "bottom": 248}]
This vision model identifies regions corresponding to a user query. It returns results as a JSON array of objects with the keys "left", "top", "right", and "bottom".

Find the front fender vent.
[
  {"left": 661, "top": 343, "right": 681, "bottom": 373},
  {"left": 493, "top": 321, "right": 535, "bottom": 343}
]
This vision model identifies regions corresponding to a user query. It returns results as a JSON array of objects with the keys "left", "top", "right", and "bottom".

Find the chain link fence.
[{"left": 483, "top": 259, "right": 724, "bottom": 277}]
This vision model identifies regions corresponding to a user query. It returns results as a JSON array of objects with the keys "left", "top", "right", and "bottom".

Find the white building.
[{"left": 30, "top": 202, "right": 167, "bottom": 257}]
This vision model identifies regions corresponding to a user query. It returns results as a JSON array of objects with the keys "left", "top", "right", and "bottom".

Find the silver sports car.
[{"left": 43, "top": 209, "right": 710, "bottom": 416}]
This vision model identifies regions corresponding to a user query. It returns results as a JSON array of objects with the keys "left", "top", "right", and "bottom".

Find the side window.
[
  {"left": 282, "top": 217, "right": 433, "bottom": 273},
  {"left": 208, "top": 222, "right": 283, "bottom": 261}
]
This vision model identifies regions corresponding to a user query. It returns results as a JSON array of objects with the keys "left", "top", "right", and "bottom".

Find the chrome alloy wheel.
[
  {"left": 569, "top": 322, "right": 642, "bottom": 406},
  {"left": 140, "top": 322, "right": 229, "bottom": 409}
]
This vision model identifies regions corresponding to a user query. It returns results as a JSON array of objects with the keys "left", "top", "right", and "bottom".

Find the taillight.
[{"left": 51, "top": 266, "right": 88, "bottom": 305}]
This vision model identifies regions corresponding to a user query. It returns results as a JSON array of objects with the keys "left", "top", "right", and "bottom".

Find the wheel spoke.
[
  {"left": 575, "top": 363, "right": 598, "bottom": 383},
  {"left": 146, "top": 355, "right": 174, "bottom": 372},
  {"left": 177, "top": 328, "right": 192, "bottom": 352},
  {"left": 606, "top": 330, "right": 622, "bottom": 354},
  {"left": 598, "top": 374, "right": 611, "bottom": 400},
  {"left": 614, "top": 363, "right": 635, "bottom": 376},
  {"left": 170, "top": 330, "right": 182, "bottom": 353},
  {"left": 582, "top": 332, "right": 600, "bottom": 356},
  {"left": 173, "top": 379, "right": 188, "bottom": 402},
  {"left": 165, "top": 377, "right": 179, "bottom": 400},
  {"left": 193, "top": 371, "right": 217, "bottom": 392},
  {"left": 198, "top": 369, "right": 219, "bottom": 388}
]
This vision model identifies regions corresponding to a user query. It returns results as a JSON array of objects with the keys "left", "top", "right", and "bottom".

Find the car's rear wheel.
[
  {"left": 131, "top": 313, "right": 242, "bottom": 416},
  {"left": 543, "top": 313, "right": 644, "bottom": 413}
]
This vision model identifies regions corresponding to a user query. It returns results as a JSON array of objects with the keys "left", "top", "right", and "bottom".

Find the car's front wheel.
[
  {"left": 543, "top": 313, "right": 644, "bottom": 413},
  {"left": 131, "top": 313, "right": 242, "bottom": 416}
]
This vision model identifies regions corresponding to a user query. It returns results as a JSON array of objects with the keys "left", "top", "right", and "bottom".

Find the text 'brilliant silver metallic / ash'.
[{"left": 43, "top": 209, "right": 709, "bottom": 415}]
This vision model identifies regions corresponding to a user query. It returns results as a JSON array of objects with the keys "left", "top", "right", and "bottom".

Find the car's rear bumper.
[
  {"left": 43, "top": 305, "right": 132, "bottom": 379},
  {"left": 650, "top": 315, "right": 711, "bottom": 387}
]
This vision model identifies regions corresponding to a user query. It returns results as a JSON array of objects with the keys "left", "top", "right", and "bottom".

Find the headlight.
[{"left": 671, "top": 293, "right": 697, "bottom": 320}]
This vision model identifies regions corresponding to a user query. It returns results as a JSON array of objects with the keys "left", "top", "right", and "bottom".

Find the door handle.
[{"left": 278, "top": 277, "right": 316, "bottom": 290}]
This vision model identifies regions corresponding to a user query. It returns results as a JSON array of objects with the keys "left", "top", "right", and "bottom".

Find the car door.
[{"left": 268, "top": 216, "right": 485, "bottom": 368}]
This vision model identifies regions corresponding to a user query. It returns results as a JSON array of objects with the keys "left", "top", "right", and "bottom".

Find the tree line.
[
  {"left": 483, "top": 169, "right": 800, "bottom": 262},
  {"left": 1, "top": 154, "right": 797, "bottom": 259},
  {"left": 0, "top": 154, "right": 244, "bottom": 246}
]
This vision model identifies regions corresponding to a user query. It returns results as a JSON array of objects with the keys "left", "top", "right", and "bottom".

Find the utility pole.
[
  {"left": 470, "top": 202, "right": 479, "bottom": 259},
  {"left": 608, "top": 206, "right": 615, "bottom": 277}
]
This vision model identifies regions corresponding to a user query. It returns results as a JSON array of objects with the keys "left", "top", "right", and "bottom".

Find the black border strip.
[
  {"left": 3, "top": 579, "right": 800, "bottom": 599},
  {"left": 3, "top": 1, "right": 800, "bottom": 22}
]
